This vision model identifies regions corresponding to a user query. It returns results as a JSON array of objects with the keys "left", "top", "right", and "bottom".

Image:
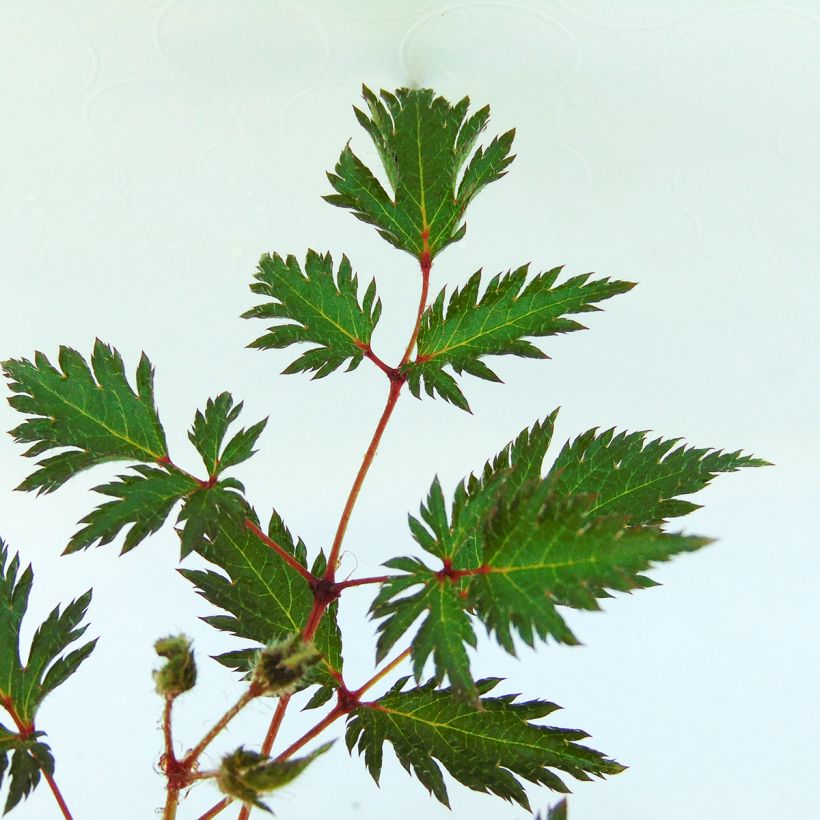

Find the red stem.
[
  {"left": 245, "top": 519, "right": 316, "bottom": 585},
  {"left": 197, "top": 798, "right": 231, "bottom": 820},
  {"left": 41, "top": 770, "right": 74, "bottom": 820},
  {"left": 224, "top": 255, "right": 432, "bottom": 819},
  {"left": 334, "top": 574, "right": 389, "bottom": 590}
]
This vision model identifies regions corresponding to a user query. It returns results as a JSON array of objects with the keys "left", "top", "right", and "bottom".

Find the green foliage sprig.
[{"left": 0, "top": 85, "right": 765, "bottom": 819}]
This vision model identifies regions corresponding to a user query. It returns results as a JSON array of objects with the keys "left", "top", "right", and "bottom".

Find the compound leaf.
[
  {"left": 0, "top": 541, "right": 95, "bottom": 814},
  {"left": 243, "top": 251, "right": 381, "bottom": 379},
  {"left": 372, "top": 416, "right": 557, "bottom": 695},
  {"left": 404, "top": 267, "right": 634, "bottom": 411},
  {"left": 326, "top": 86, "right": 514, "bottom": 260},
  {"left": 179, "top": 510, "right": 342, "bottom": 687},
  {"left": 3, "top": 341, "right": 167, "bottom": 493},
  {"left": 346, "top": 677, "right": 623, "bottom": 809},
  {"left": 374, "top": 412, "right": 763, "bottom": 668}
]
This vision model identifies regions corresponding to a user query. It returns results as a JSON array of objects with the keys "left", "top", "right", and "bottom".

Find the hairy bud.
[
  {"left": 153, "top": 634, "right": 196, "bottom": 696},
  {"left": 250, "top": 634, "right": 321, "bottom": 696},
  {"left": 217, "top": 742, "right": 333, "bottom": 810}
]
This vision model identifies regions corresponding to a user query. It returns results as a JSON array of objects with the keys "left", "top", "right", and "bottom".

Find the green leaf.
[
  {"left": 375, "top": 412, "right": 762, "bottom": 668},
  {"left": 404, "top": 266, "right": 634, "bottom": 411},
  {"left": 179, "top": 510, "right": 342, "bottom": 687},
  {"left": 0, "top": 540, "right": 95, "bottom": 814},
  {"left": 243, "top": 251, "right": 381, "bottom": 379},
  {"left": 549, "top": 427, "right": 771, "bottom": 525},
  {"left": 0, "top": 728, "right": 53, "bottom": 815},
  {"left": 469, "top": 485, "right": 710, "bottom": 652},
  {"left": 175, "top": 478, "right": 248, "bottom": 560},
  {"left": 3, "top": 340, "right": 167, "bottom": 493},
  {"left": 64, "top": 466, "right": 199, "bottom": 555},
  {"left": 346, "top": 678, "right": 623, "bottom": 809},
  {"left": 189, "top": 392, "right": 267, "bottom": 477},
  {"left": 325, "top": 86, "right": 514, "bottom": 260},
  {"left": 372, "top": 416, "right": 557, "bottom": 696},
  {"left": 538, "top": 798, "right": 568, "bottom": 820}
]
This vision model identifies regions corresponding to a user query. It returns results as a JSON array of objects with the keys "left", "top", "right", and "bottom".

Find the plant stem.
[
  {"left": 353, "top": 646, "right": 412, "bottom": 698},
  {"left": 259, "top": 694, "right": 290, "bottom": 756},
  {"left": 227, "top": 260, "right": 432, "bottom": 820},
  {"left": 245, "top": 519, "right": 316, "bottom": 585},
  {"left": 197, "top": 798, "right": 231, "bottom": 820},
  {"left": 163, "top": 786, "right": 180, "bottom": 820},
  {"left": 275, "top": 706, "right": 345, "bottom": 762},
  {"left": 182, "top": 687, "right": 259, "bottom": 768},
  {"left": 334, "top": 574, "right": 389, "bottom": 590},
  {"left": 41, "top": 770, "right": 74, "bottom": 820},
  {"left": 163, "top": 694, "right": 177, "bottom": 763},
  {"left": 323, "top": 378, "right": 403, "bottom": 582}
]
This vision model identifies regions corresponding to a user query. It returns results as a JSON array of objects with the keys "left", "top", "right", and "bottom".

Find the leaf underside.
[
  {"left": 243, "top": 250, "right": 382, "bottom": 379},
  {"left": 404, "top": 266, "right": 635, "bottom": 411},
  {"left": 373, "top": 411, "right": 765, "bottom": 690},
  {"left": 325, "top": 85, "right": 515, "bottom": 260},
  {"left": 0, "top": 540, "right": 95, "bottom": 814},
  {"left": 346, "top": 677, "right": 624, "bottom": 809}
]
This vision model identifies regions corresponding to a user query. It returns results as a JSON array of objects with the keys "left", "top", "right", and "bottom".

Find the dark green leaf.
[
  {"left": 175, "top": 479, "right": 248, "bottom": 560},
  {"left": 372, "top": 416, "right": 556, "bottom": 691},
  {"left": 346, "top": 678, "right": 623, "bottom": 809},
  {"left": 3, "top": 340, "right": 167, "bottom": 493},
  {"left": 549, "top": 427, "right": 770, "bottom": 525},
  {"left": 188, "top": 392, "right": 267, "bottom": 477},
  {"left": 404, "top": 267, "right": 634, "bottom": 411},
  {"left": 179, "top": 510, "right": 342, "bottom": 687},
  {"left": 325, "top": 86, "right": 514, "bottom": 260},
  {"left": 469, "top": 486, "right": 710, "bottom": 652},
  {"left": 243, "top": 251, "right": 381, "bottom": 379},
  {"left": 64, "top": 465, "right": 198, "bottom": 555},
  {"left": 0, "top": 728, "right": 53, "bottom": 815},
  {"left": 0, "top": 540, "right": 95, "bottom": 814}
]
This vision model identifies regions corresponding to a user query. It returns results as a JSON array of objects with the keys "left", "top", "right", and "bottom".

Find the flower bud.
[
  {"left": 250, "top": 634, "right": 321, "bottom": 696},
  {"left": 153, "top": 634, "right": 196, "bottom": 696}
]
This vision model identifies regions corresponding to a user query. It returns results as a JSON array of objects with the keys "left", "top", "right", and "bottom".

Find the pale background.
[{"left": 0, "top": 1, "right": 818, "bottom": 818}]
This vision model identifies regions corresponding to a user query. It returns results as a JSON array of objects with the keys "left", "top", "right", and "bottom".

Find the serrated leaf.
[
  {"left": 175, "top": 479, "right": 248, "bottom": 560},
  {"left": 469, "top": 486, "right": 711, "bottom": 652},
  {"left": 243, "top": 251, "right": 381, "bottom": 379},
  {"left": 0, "top": 728, "right": 53, "bottom": 815},
  {"left": 0, "top": 540, "right": 95, "bottom": 814},
  {"left": 188, "top": 392, "right": 267, "bottom": 477},
  {"left": 375, "top": 412, "right": 762, "bottom": 669},
  {"left": 325, "top": 86, "right": 514, "bottom": 260},
  {"left": 64, "top": 465, "right": 199, "bottom": 555},
  {"left": 346, "top": 678, "right": 623, "bottom": 809},
  {"left": 179, "top": 510, "right": 342, "bottom": 688},
  {"left": 3, "top": 340, "right": 168, "bottom": 493},
  {"left": 372, "top": 417, "right": 556, "bottom": 690},
  {"left": 549, "top": 428, "right": 770, "bottom": 525},
  {"left": 404, "top": 266, "right": 634, "bottom": 411}
]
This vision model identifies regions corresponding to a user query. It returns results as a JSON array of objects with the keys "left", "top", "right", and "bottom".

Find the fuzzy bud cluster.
[
  {"left": 250, "top": 634, "right": 321, "bottom": 696},
  {"left": 153, "top": 634, "right": 197, "bottom": 696}
]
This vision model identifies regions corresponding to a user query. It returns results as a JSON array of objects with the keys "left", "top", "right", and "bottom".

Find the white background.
[{"left": 1, "top": 1, "right": 818, "bottom": 818}]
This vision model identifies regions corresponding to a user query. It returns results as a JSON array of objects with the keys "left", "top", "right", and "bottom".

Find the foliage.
[
  {"left": 0, "top": 541, "right": 95, "bottom": 814},
  {"left": 0, "top": 84, "right": 765, "bottom": 818}
]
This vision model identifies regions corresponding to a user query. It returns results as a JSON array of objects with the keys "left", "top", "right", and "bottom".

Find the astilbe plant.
[{"left": 0, "top": 86, "right": 766, "bottom": 819}]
